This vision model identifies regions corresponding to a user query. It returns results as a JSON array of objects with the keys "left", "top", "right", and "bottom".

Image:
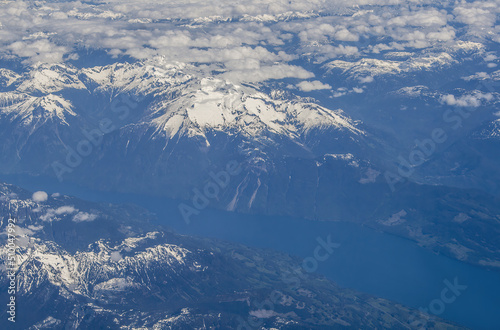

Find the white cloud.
[
  {"left": 223, "top": 64, "right": 314, "bottom": 83},
  {"left": 51, "top": 12, "right": 68, "bottom": 20},
  {"left": 462, "top": 72, "right": 490, "bottom": 81},
  {"left": 12, "top": 225, "right": 34, "bottom": 237},
  {"left": 454, "top": 5, "right": 497, "bottom": 28},
  {"left": 1, "top": 225, "right": 35, "bottom": 247},
  {"left": 296, "top": 80, "right": 332, "bottom": 92},
  {"left": 333, "top": 87, "right": 348, "bottom": 98},
  {"left": 426, "top": 28, "right": 456, "bottom": 41},
  {"left": 0, "top": 0, "right": 498, "bottom": 86},
  {"left": 40, "top": 205, "right": 77, "bottom": 222},
  {"left": 10, "top": 225, "right": 34, "bottom": 247},
  {"left": 484, "top": 54, "right": 498, "bottom": 62},
  {"left": 334, "top": 28, "right": 359, "bottom": 42},
  {"left": 388, "top": 9, "right": 448, "bottom": 27},
  {"left": 249, "top": 309, "right": 276, "bottom": 318},
  {"left": 440, "top": 92, "right": 494, "bottom": 107},
  {"left": 7, "top": 39, "right": 70, "bottom": 64},
  {"left": 55, "top": 206, "right": 77, "bottom": 215},
  {"left": 28, "top": 225, "right": 44, "bottom": 231},
  {"left": 72, "top": 212, "right": 98, "bottom": 223},
  {"left": 32, "top": 191, "right": 48, "bottom": 203},
  {"left": 359, "top": 76, "right": 374, "bottom": 83}
]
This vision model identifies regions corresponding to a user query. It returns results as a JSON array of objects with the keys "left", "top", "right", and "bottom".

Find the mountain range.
[{"left": 0, "top": 182, "right": 463, "bottom": 329}]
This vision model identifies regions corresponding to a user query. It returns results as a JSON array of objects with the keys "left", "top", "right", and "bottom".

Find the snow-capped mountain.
[
  {"left": 0, "top": 182, "right": 463, "bottom": 329},
  {"left": 0, "top": 59, "right": 374, "bottom": 207},
  {"left": 145, "top": 77, "right": 362, "bottom": 139},
  {"left": 0, "top": 93, "right": 75, "bottom": 126},
  {"left": 0, "top": 2, "right": 500, "bottom": 317},
  {"left": 1, "top": 56, "right": 500, "bottom": 272},
  {"left": 0, "top": 60, "right": 363, "bottom": 141}
]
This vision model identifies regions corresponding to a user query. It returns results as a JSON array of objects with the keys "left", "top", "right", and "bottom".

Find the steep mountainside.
[
  {"left": 1, "top": 60, "right": 500, "bottom": 271},
  {"left": 0, "top": 182, "right": 463, "bottom": 329}
]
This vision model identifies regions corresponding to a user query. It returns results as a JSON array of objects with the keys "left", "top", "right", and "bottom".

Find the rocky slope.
[{"left": 0, "top": 182, "right": 464, "bottom": 329}]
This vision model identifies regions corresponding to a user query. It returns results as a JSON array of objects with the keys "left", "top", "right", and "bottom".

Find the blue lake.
[{"left": 2, "top": 174, "right": 499, "bottom": 329}]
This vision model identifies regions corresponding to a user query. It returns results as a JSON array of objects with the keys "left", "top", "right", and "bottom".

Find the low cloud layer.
[
  {"left": 0, "top": 0, "right": 498, "bottom": 86},
  {"left": 440, "top": 92, "right": 494, "bottom": 107},
  {"left": 297, "top": 80, "right": 332, "bottom": 92}
]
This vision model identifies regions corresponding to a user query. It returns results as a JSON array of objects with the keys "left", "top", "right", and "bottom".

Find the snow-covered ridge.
[
  {"left": 0, "top": 60, "right": 192, "bottom": 97},
  {"left": 0, "top": 59, "right": 363, "bottom": 141},
  {"left": 324, "top": 52, "right": 456, "bottom": 77},
  {"left": 147, "top": 77, "right": 363, "bottom": 140},
  {"left": 3, "top": 232, "right": 197, "bottom": 297},
  {"left": 393, "top": 85, "right": 430, "bottom": 97},
  {"left": 17, "top": 64, "right": 86, "bottom": 94},
  {"left": 0, "top": 92, "right": 76, "bottom": 126},
  {"left": 472, "top": 119, "right": 500, "bottom": 140},
  {"left": 81, "top": 60, "right": 193, "bottom": 97},
  {"left": 0, "top": 68, "right": 21, "bottom": 88}
]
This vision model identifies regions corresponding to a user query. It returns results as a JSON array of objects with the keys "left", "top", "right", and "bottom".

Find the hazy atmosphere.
[{"left": 0, "top": 0, "right": 499, "bottom": 329}]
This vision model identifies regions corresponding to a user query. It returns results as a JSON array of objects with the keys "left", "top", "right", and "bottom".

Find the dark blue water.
[{"left": 2, "top": 174, "right": 499, "bottom": 329}]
